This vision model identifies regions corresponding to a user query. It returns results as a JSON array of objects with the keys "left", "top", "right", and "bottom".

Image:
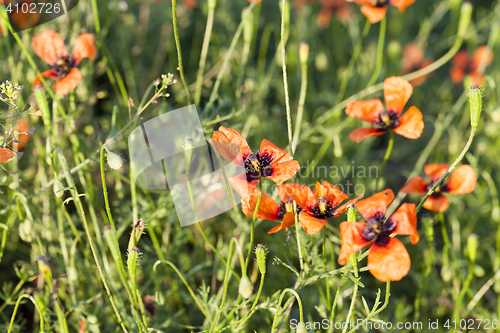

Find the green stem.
[
  {"left": 294, "top": 201, "right": 304, "bottom": 272},
  {"left": 280, "top": 0, "right": 293, "bottom": 155},
  {"left": 343, "top": 207, "right": 359, "bottom": 333},
  {"left": 270, "top": 289, "right": 304, "bottom": 333},
  {"left": 291, "top": 42, "right": 308, "bottom": 153},
  {"left": 100, "top": 145, "right": 117, "bottom": 231},
  {"left": 326, "top": 276, "right": 347, "bottom": 333},
  {"left": 323, "top": 229, "right": 331, "bottom": 311},
  {"left": 244, "top": 178, "right": 262, "bottom": 273},
  {"left": 90, "top": 0, "right": 101, "bottom": 33},
  {"left": 7, "top": 295, "right": 45, "bottom": 333},
  {"left": 171, "top": 0, "right": 192, "bottom": 104},
  {"left": 453, "top": 262, "right": 474, "bottom": 320},
  {"left": 347, "top": 281, "right": 391, "bottom": 333},
  {"left": 376, "top": 129, "right": 394, "bottom": 191},
  {"left": 365, "top": 17, "right": 386, "bottom": 88}
]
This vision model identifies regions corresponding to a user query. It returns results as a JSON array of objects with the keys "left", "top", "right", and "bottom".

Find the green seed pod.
[
  {"left": 255, "top": 244, "right": 267, "bottom": 275},
  {"left": 238, "top": 276, "right": 253, "bottom": 299},
  {"left": 127, "top": 247, "right": 141, "bottom": 279},
  {"left": 299, "top": 42, "right": 309, "bottom": 65},
  {"left": 468, "top": 84, "right": 483, "bottom": 129},
  {"left": 467, "top": 234, "right": 478, "bottom": 263},
  {"left": 296, "top": 322, "right": 307, "bottom": 333},
  {"left": 53, "top": 179, "right": 64, "bottom": 198},
  {"left": 103, "top": 226, "right": 122, "bottom": 261}
]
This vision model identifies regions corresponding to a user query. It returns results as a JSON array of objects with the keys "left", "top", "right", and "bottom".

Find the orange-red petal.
[
  {"left": 422, "top": 194, "right": 450, "bottom": 212},
  {"left": 447, "top": 165, "right": 476, "bottom": 194},
  {"left": 367, "top": 238, "right": 411, "bottom": 282},
  {"left": 349, "top": 127, "right": 385, "bottom": 143},
  {"left": 360, "top": 5, "right": 387, "bottom": 24},
  {"left": 299, "top": 212, "right": 327, "bottom": 235},
  {"left": 400, "top": 176, "right": 428, "bottom": 194},
  {"left": 32, "top": 69, "right": 58, "bottom": 90},
  {"left": 212, "top": 126, "right": 252, "bottom": 167},
  {"left": 450, "top": 67, "right": 466, "bottom": 84},
  {"left": 31, "top": 30, "right": 68, "bottom": 66},
  {"left": 72, "top": 33, "right": 96, "bottom": 65},
  {"left": 391, "top": 0, "right": 415, "bottom": 12},
  {"left": 338, "top": 221, "right": 370, "bottom": 265},
  {"left": 278, "top": 182, "right": 316, "bottom": 209},
  {"left": 401, "top": 42, "right": 424, "bottom": 74},
  {"left": 471, "top": 45, "right": 493, "bottom": 71},
  {"left": 241, "top": 187, "right": 281, "bottom": 221},
  {"left": 331, "top": 194, "right": 364, "bottom": 218},
  {"left": 260, "top": 139, "right": 289, "bottom": 165},
  {"left": 355, "top": 189, "right": 394, "bottom": 221},
  {"left": 392, "top": 106, "right": 424, "bottom": 139},
  {"left": 268, "top": 212, "right": 295, "bottom": 234},
  {"left": 228, "top": 174, "right": 257, "bottom": 198},
  {"left": 384, "top": 77, "right": 413, "bottom": 115},
  {"left": 345, "top": 99, "right": 384, "bottom": 124},
  {"left": 54, "top": 67, "right": 82, "bottom": 95},
  {"left": 313, "top": 181, "right": 349, "bottom": 207},
  {"left": 424, "top": 164, "right": 449, "bottom": 183},
  {"left": 390, "top": 203, "right": 419, "bottom": 244},
  {"left": 0, "top": 148, "right": 15, "bottom": 163},
  {"left": 317, "top": 8, "right": 333, "bottom": 29},
  {"left": 265, "top": 160, "right": 300, "bottom": 184},
  {"left": 10, "top": 119, "right": 31, "bottom": 151}
]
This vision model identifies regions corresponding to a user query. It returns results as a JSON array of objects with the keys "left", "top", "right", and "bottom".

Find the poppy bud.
[
  {"left": 133, "top": 218, "right": 146, "bottom": 244},
  {"left": 238, "top": 276, "right": 253, "bottom": 299},
  {"left": 127, "top": 247, "right": 141, "bottom": 278},
  {"left": 53, "top": 179, "right": 65, "bottom": 198},
  {"left": 467, "top": 234, "right": 478, "bottom": 263},
  {"left": 255, "top": 244, "right": 267, "bottom": 274},
  {"left": 299, "top": 42, "right": 309, "bottom": 65},
  {"left": 296, "top": 322, "right": 307, "bottom": 333},
  {"left": 468, "top": 84, "right": 483, "bottom": 129},
  {"left": 457, "top": 2, "right": 472, "bottom": 39},
  {"left": 106, "top": 149, "right": 124, "bottom": 170}
]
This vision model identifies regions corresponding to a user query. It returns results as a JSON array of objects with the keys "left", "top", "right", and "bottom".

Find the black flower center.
[
  {"left": 276, "top": 199, "right": 302, "bottom": 220},
  {"left": 243, "top": 152, "right": 274, "bottom": 183},
  {"left": 309, "top": 197, "right": 337, "bottom": 218},
  {"left": 375, "top": 110, "right": 400, "bottom": 132},
  {"left": 361, "top": 212, "right": 397, "bottom": 247},
  {"left": 426, "top": 182, "right": 450, "bottom": 198},
  {"left": 373, "top": 0, "right": 389, "bottom": 7},
  {"left": 53, "top": 57, "right": 75, "bottom": 77}
]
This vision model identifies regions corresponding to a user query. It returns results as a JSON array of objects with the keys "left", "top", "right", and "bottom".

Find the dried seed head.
[{"left": 238, "top": 276, "right": 253, "bottom": 299}]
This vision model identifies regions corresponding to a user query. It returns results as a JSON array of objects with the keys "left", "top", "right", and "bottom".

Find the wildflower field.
[{"left": 1, "top": 0, "right": 500, "bottom": 332}]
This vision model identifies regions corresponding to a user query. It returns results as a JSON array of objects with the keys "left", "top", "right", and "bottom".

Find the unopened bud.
[
  {"left": 53, "top": 179, "right": 65, "bottom": 198},
  {"left": 133, "top": 218, "right": 146, "bottom": 244},
  {"left": 127, "top": 247, "right": 141, "bottom": 279},
  {"left": 255, "top": 244, "right": 267, "bottom": 274},
  {"left": 238, "top": 276, "right": 253, "bottom": 299},
  {"left": 467, "top": 234, "right": 478, "bottom": 263},
  {"left": 468, "top": 84, "right": 483, "bottom": 129},
  {"left": 299, "top": 42, "right": 309, "bottom": 65},
  {"left": 296, "top": 322, "right": 307, "bottom": 333},
  {"left": 105, "top": 148, "right": 124, "bottom": 170}
]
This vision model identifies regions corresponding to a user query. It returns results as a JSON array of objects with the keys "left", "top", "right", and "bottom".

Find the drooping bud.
[
  {"left": 296, "top": 322, "right": 307, "bottom": 333},
  {"left": 238, "top": 276, "right": 253, "bottom": 299},
  {"left": 53, "top": 179, "right": 65, "bottom": 198},
  {"left": 255, "top": 244, "right": 267, "bottom": 275},
  {"left": 467, "top": 234, "right": 478, "bottom": 263},
  {"left": 104, "top": 146, "right": 124, "bottom": 170},
  {"left": 299, "top": 42, "right": 309, "bottom": 65},
  {"left": 468, "top": 84, "right": 483, "bottom": 129}
]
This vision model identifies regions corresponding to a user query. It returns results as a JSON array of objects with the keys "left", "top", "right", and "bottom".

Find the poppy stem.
[
  {"left": 416, "top": 127, "right": 477, "bottom": 213},
  {"left": 270, "top": 288, "right": 304, "bottom": 333},
  {"left": 294, "top": 201, "right": 304, "bottom": 272},
  {"left": 171, "top": 0, "right": 192, "bottom": 105},
  {"left": 244, "top": 177, "right": 262, "bottom": 274},
  {"left": 323, "top": 228, "right": 332, "bottom": 311},
  {"left": 365, "top": 17, "right": 386, "bottom": 88},
  {"left": 280, "top": 0, "right": 294, "bottom": 156},
  {"left": 7, "top": 295, "right": 45, "bottom": 333},
  {"left": 376, "top": 129, "right": 394, "bottom": 191},
  {"left": 343, "top": 207, "right": 359, "bottom": 333}
]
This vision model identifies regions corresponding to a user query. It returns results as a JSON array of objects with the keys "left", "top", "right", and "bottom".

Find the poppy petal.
[
  {"left": 424, "top": 164, "right": 449, "bottom": 182},
  {"left": 384, "top": 77, "right": 413, "bottom": 115},
  {"left": 212, "top": 126, "right": 252, "bottom": 167},
  {"left": 317, "top": 8, "right": 333, "bottom": 29},
  {"left": 31, "top": 30, "right": 68, "bottom": 66},
  {"left": 268, "top": 212, "right": 295, "bottom": 234},
  {"left": 450, "top": 67, "right": 466, "bottom": 84},
  {"left": 356, "top": 189, "right": 394, "bottom": 221},
  {"left": 0, "top": 147, "right": 15, "bottom": 163},
  {"left": 401, "top": 42, "right": 424, "bottom": 74},
  {"left": 32, "top": 69, "right": 58, "bottom": 90},
  {"left": 228, "top": 174, "right": 258, "bottom": 198},
  {"left": 259, "top": 139, "right": 289, "bottom": 165},
  {"left": 298, "top": 212, "right": 327, "bottom": 235},
  {"left": 10, "top": 119, "right": 31, "bottom": 151},
  {"left": 54, "top": 67, "right": 82, "bottom": 95},
  {"left": 72, "top": 33, "right": 96, "bottom": 65},
  {"left": 393, "top": 106, "right": 424, "bottom": 139},
  {"left": 241, "top": 186, "right": 281, "bottom": 221},
  {"left": 349, "top": 127, "right": 385, "bottom": 143},
  {"left": 345, "top": 99, "right": 385, "bottom": 124},
  {"left": 368, "top": 238, "right": 411, "bottom": 282},
  {"left": 338, "top": 221, "right": 370, "bottom": 265},
  {"left": 452, "top": 50, "right": 470, "bottom": 67},
  {"left": 330, "top": 194, "right": 364, "bottom": 218},
  {"left": 360, "top": 5, "right": 387, "bottom": 24},
  {"left": 400, "top": 176, "right": 428, "bottom": 194},
  {"left": 471, "top": 45, "right": 493, "bottom": 70},
  {"left": 447, "top": 165, "right": 476, "bottom": 194},
  {"left": 265, "top": 160, "right": 300, "bottom": 184},
  {"left": 313, "top": 181, "right": 349, "bottom": 208},
  {"left": 423, "top": 194, "right": 450, "bottom": 212},
  {"left": 391, "top": 203, "right": 419, "bottom": 244},
  {"left": 391, "top": 0, "right": 415, "bottom": 12},
  {"left": 278, "top": 183, "right": 316, "bottom": 209}
]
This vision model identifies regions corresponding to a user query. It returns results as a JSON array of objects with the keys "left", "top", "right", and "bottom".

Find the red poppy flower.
[
  {"left": 346, "top": 0, "right": 415, "bottom": 24},
  {"left": 450, "top": 46, "right": 493, "bottom": 86},
  {"left": 31, "top": 30, "right": 96, "bottom": 96},
  {"left": 232, "top": 179, "right": 361, "bottom": 235},
  {"left": 212, "top": 126, "right": 300, "bottom": 185},
  {"left": 345, "top": 77, "right": 424, "bottom": 143},
  {"left": 316, "top": 0, "right": 353, "bottom": 28},
  {"left": 400, "top": 164, "right": 476, "bottom": 212},
  {"left": 338, "top": 189, "right": 419, "bottom": 282},
  {"left": 401, "top": 42, "right": 433, "bottom": 86}
]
